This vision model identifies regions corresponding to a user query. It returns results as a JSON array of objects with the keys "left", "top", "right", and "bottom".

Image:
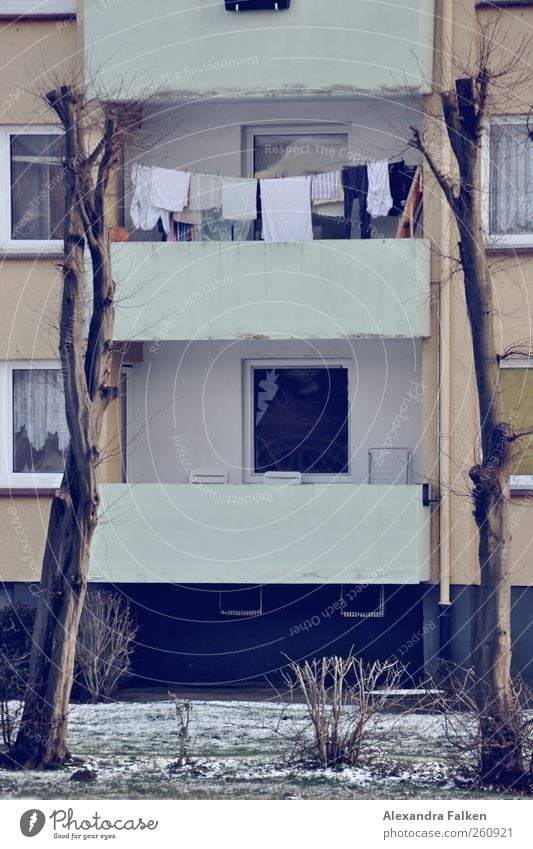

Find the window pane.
[
  {"left": 500, "top": 368, "right": 533, "bottom": 473},
  {"left": 13, "top": 369, "right": 68, "bottom": 473},
  {"left": 253, "top": 366, "right": 349, "bottom": 474},
  {"left": 489, "top": 124, "right": 533, "bottom": 235},
  {"left": 254, "top": 134, "right": 348, "bottom": 178},
  {"left": 10, "top": 134, "right": 65, "bottom": 240}
]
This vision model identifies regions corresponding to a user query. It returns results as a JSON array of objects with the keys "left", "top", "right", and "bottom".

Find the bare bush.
[
  {"left": 424, "top": 665, "right": 533, "bottom": 790},
  {"left": 75, "top": 591, "right": 137, "bottom": 703},
  {"left": 0, "top": 605, "right": 35, "bottom": 753},
  {"left": 168, "top": 694, "right": 193, "bottom": 768},
  {"left": 281, "top": 655, "right": 405, "bottom": 768}
]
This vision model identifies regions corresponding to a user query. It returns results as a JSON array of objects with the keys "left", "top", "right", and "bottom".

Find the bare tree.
[
  {"left": 7, "top": 84, "right": 139, "bottom": 769},
  {"left": 76, "top": 591, "right": 137, "bottom": 703},
  {"left": 410, "top": 17, "right": 532, "bottom": 788}
]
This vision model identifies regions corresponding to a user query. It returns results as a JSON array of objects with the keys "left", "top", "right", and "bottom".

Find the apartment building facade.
[{"left": 0, "top": 0, "right": 531, "bottom": 685}]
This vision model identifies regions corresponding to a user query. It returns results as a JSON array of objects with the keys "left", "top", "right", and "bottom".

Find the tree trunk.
[
  {"left": 8, "top": 86, "right": 123, "bottom": 769},
  {"left": 448, "top": 82, "right": 525, "bottom": 787},
  {"left": 411, "top": 68, "right": 528, "bottom": 786}
]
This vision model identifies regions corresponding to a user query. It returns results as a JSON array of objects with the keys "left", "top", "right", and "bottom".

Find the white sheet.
[{"left": 260, "top": 176, "right": 313, "bottom": 242}]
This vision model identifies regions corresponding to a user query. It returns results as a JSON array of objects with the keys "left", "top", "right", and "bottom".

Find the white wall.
[{"left": 127, "top": 338, "right": 423, "bottom": 486}]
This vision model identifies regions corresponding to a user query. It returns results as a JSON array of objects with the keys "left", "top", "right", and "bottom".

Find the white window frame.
[
  {"left": 243, "top": 358, "right": 352, "bottom": 484},
  {"left": 0, "top": 125, "right": 64, "bottom": 254},
  {"left": 481, "top": 115, "right": 533, "bottom": 249},
  {"left": 0, "top": 360, "right": 65, "bottom": 489}
]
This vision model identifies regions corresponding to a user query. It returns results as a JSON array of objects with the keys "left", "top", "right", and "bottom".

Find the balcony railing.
[{"left": 90, "top": 483, "right": 431, "bottom": 585}]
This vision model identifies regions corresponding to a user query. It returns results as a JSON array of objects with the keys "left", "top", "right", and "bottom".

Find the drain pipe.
[{"left": 438, "top": 0, "right": 453, "bottom": 660}]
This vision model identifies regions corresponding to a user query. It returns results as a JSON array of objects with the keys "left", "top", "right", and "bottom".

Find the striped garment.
[{"left": 311, "top": 170, "right": 340, "bottom": 201}]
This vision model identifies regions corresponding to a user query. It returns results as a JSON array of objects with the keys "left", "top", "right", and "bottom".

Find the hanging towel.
[
  {"left": 311, "top": 170, "right": 340, "bottom": 201},
  {"left": 190, "top": 173, "right": 223, "bottom": 210},
  {"left": 151, "top": 167, "right": 191, "bottom": 213},
  {"left": 366, "top": 160, "right": 393, "bottom": 218},
  {"left": 221, "top": 177, "right": 258, "bottom": 220},
  {"left": 130, "top": 164, "right": 161, "bottom": 231},
  {"left": 260, "top": 176, "right": 313, "bottom": 242},
  {"left": 313, "top": 171, "right": 344, "bottom": 218}
]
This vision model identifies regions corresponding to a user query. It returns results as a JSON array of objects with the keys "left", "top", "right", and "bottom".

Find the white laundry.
[
  {"left": 311, "top": 170, "right": 340, "bottom": 201},
  {"left": 221, "top": 177, "right": 257, "bottom": 220},
  {"left": 260, "top": 176, "right": 313, "bottom": 242},
  {"left": 130, "top": 164, "right": 161, "bottom": 231},
  {"left": 312, "top": 171, "right": 344, "bottom": 218},
  {"left": 366, "top": 160, "right": 393, "bottom": 218},
  {"left": 189, "top": 173, "right": 223, "bottom": 210},
  {"left": 150, "top": 167, "right": 191, "bottom": 214},
  {"left": 130, "top": 164, "right": 191, "bottom": 232}
]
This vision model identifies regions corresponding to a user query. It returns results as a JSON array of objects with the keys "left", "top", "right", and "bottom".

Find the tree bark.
[{"left": 9, "top": 87, "right": 126, "bottom": 769}]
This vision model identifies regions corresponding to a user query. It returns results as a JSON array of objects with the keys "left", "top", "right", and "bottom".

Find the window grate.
[
  {"left": 340, "top": 585, "right": 385, "bottom": 619},
  {"left": 368, "top": 447, "right": 411, "bottom": 484},
  {"left": 219, "top": 586, "right": 263, "bottom": 617}
]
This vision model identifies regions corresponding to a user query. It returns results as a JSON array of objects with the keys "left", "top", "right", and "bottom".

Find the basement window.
[
  {"left": 225, "top": 1, "right": 290, "bottom": 10},
  {"left": 245, "top": 360, "right": 350, "bottom": 482},
  {"left": 340, "top": 584, "right": 385, "bottom": 619},
  {"left": 219, "top": 585, "right": 263, "bottom": 617}
]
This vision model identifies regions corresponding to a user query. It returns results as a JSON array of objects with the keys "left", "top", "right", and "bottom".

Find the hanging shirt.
[
  {"left": 221, "top": 177, "right": 258, "bottom": 220},
  {"left": 189, "top": 173, "right": 223, "bottom": 210},
  {"left": 130, "top": 164, "right": 161, "bottom": 231},
  {"left": 260, "top": 176, "right": 313, "bottom": 242},
  {"left": 388, "top": 161, "right": 417, "bottom": 216},
  {"left": 130, "top": 164, "right": 191, "bottom": 232},
  {"left": 366, "top": 160, "right": 393, "bottom": 218}
]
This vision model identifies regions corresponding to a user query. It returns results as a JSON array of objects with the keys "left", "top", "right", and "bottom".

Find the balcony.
[
  {"left": 84, "top": 0, "right": 435, "bottom": 100},
  {"left": 90, "top": 483, "right": 431, "bottom": 585},
  {"left": 112, "top": 238, "right": 431, "bottom": 342}
]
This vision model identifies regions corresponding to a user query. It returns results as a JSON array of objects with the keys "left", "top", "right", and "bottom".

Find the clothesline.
[{"left": 130, "top": 159, "right": 417, "bottom": 243}]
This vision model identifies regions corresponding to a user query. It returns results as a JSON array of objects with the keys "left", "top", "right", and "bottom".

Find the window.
[
  {"left": 0, "top": 127, "right": 64, "bottom": 251},
  {"left": 0, "top": 362, "right": 67, "bottom": 487},
  {"left": 245, "top": 360, "right": 350, "bottom": 481},
  {"left": 252, "top": 129, "right": 349, "bottom": 240},
  {"left": 484, "top": 118, "right": 533, "bottom": 246},
  {"left": 500, "top": 361, "right": 533, "bottom": 488}
]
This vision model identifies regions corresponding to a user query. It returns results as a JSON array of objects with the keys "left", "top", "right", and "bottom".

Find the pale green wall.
[
  {"left": 83, "top": 0, "right": 435, "bottom": 99},
  {"left": 90, "top": 483, "right": 431, "bottom": 584},
  {"left": 112, "top": 239, "right": 431, "bottom": 341}
]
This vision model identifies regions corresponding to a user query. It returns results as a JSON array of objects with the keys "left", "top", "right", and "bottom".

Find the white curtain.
[
  {"left": 490, "top": 124, "right": 533, "bottom": 235},
  {"left": 13, "top": 369, "right": 69, "bottom": 452}
]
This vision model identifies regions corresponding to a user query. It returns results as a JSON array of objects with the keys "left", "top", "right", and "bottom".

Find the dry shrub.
[
  {"left": 424, "top": 664, "right": 533, "bottom": 790},
  {"left": 0, "top": 605, "right": 35, "bottom": 752},
  {"left": 75, "top": 591, "right": 137, "bottom": 703},
  {"left": 281, "top": 655, "right": 405, "bottom": 768}
]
